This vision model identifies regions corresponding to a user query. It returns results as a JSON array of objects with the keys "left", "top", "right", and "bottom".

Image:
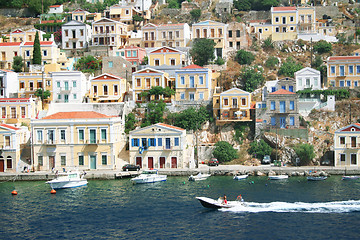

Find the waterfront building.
[
  {"left": 71, "top": 9, "right": 101, "bottom": 23},
  {"left": 62, "top": 20, "right": 92, "bottom": 50},
  {"left": 212, "top": 88, "right": 252, "bottom": 125},
  {"left": 31, "top": 111, "right": 125, "bottom": 171},
  {"left": 0, "top": 124, "right": 30, "bottom": 172},
  {"left": 51, "top": 71, "right": 89, "bottom": 103},
  {"left": 295, "top": 67, "right": 321, "bottom": 91},
  {"left": 129, "top": 123, "right": 194, "bottom": 169},
  {"left": 5, "top": 29, "right": 45, "bottom": 43},
  {"left": 334, "top": 123, "right": 360, "bottom": 167},
  {"left": 89, "top": 73, "right": 127, "bottom": 103},
  {"left": 0, "top": 97, "right": 40, "bottom": 126},
  {"left": 326, "top": 56, "right": 360, "bottom": 88},
  {"left": 0, "top": 70, "right": 18, "bottom": 98}
]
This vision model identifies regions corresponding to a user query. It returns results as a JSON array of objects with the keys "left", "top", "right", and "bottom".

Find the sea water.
[{"left": 1, "top": 176, "right": 360, "bottom": 239}]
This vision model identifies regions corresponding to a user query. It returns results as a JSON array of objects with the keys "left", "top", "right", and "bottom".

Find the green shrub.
[
  {"left": 248, "top": 139, "right": 272, "bottom": 160},
  {"left": 212, "top": 141, "right": 238, "bottom": 163}
]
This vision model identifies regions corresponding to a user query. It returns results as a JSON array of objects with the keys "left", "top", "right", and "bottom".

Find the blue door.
[
  {"left": 165, "top": 138, "right": 171, "bottom": 149},
  {"left": 190, "top": 76, "right": 195, "bottom": 88},
  {"left": 280, "top": 117, "right": 286, "bottom": 128},
  {"left": 279, "top": 101, "right": 285, "bottom": 113}
]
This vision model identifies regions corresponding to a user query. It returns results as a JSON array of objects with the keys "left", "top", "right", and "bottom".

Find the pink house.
[{"left": 115, "top": 46, "right": 146, "bottom": 66}]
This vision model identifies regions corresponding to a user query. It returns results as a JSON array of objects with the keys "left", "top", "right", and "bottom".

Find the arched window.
[{"left": 6, "top": 156, "right": 12, "bottom": 169}]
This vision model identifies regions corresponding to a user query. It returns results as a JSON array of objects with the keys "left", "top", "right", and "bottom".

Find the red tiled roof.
[
  {"left": 0, "top": 98, "right": 30, "bottom": 102},
  {"left": 159, "top": 23, "right": 185, "bottom": 27},
  {"left": 182, "top": 64, "right": 203, "bottom": 69},
  {"left": 355, "top": 123, "right": 360, "bottom": 127},
  {"left": 0, "top": 69, "right": 14, "bottom": 72},
  {"left": 328, "top": 56, "right": 360, "bottom": 61},
  {"left": 273, "top": 7, "right": 296, "bottom": 11},
  {"left": 157, "top": 123, "right": 185, "bottom": 131},
  {"left": 12, "top": 29, "right": 24, "bottom": 33},
  {"left": 42, "top": 111, "right": 112, "bottom": 119},
  {"left": 256, "top": 119, "right": 263, "bottom": 123},
  {"left": 92, "top": 73, "right": 123, "bottom": 80},
  {"left": 23, "top": 41, "right": 54, "bottom": 46},
  {"left": 269, "top": 89, "right": 296, "bottom": 95},
  {"left": 0, "top": 42, "right": 21, "bottom": 46},
  {"left": 50, "top": 5, "right": 61, "bottom": 8},
  {"left": 0, "top": 124, "right": 20, "bottom": 130}
]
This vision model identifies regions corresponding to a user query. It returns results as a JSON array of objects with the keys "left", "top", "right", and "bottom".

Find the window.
[
  {"left": 155, "top": 78, "right": 160, "bottom": 86},
  {"left": 114, "top": 85, "right": 118, "bottom": 95},
  {"left": 279, "top": 101, "right": 285, "bottom": 113},
  {"left": 355, "top": 81, "right": 358, "bottom": 87},
  {"left": 26, "top": 50, "right": 30, "bottom": 57},
  {"left": 162, "top": 31, "right": 166, "bottom": 38},
  {"left": 199, "top": 76, "right": 204, "bottom": 85},
  {"left": 61, "top": 156, "right": 66, "bottom": 166},
  {"left": 170, "top": 59, "right": 176, "bottom": 66},
  {"left": 79, "top": 155, "right": 84, "bottom": 165},
  {"left": 37, "top": 130, "right": 43, "bottom": 142},
  {"left": 108, "top": 61, "right": 113, "bottom": 68},
  {"left": 224, "top": 98, "right": 229, "bottom": 106},
  {"left": 339, "top": 66, "right": 345, "bottom": 76},
  {"left": 136, "top": 78, "right": 141, "bottom": 87},
  {"left": 102, "top": 155, "right": 107, "bottom": 165},
  {"left": 330, "top": 66, "right": 335, "bottom": 74},
  {"left": 229, "top": 30, "right": 232, "bottom": 37},
  {"left": 132, "top": 51, "right": 136, "bottom": 57},
  {"left": 199, "top": 92, "right": 204, "bottom": 100},
  {"left": 271, "top": 117, "right": 276, "bottom": 126},
  {"left": 155, "top": 59, "right": 160, "bottom": 66},
  {"left": 290, "top": 101, "right": 294, "bottom": 110},
  {"left": 289, "top": 86, "right": 294, "bottom": 92},
  {"left": 21, "top": 107, "right": 25, "bottom": 118},
  {"left": 270, "top": 101, "right": 275, "bottom": 110},
  {"left": 80, "top": 29, "right": 84, "bottom": 36},
  {"left": 290, "top": 27, "right": 294, "bottom": 31},
  {"left": 313, "top": 78, "right": 318, "bottom": 87},
  {"left": 149, "top": 138, "right": 156, "bottom": 147},
  {"left": 340, "top": 154, "right": 345, "bottom": 162},
  {"left": 57, "top": 82, "right": 60, "bottom": 88},
  {"left": 58, "top": 94, "right": 61, "bottom": 100},
  {"left": 340, "top": 137, "right": 345, "bottom": 145},
  {"left": 101, "top": 129, "right": 107, "bottom": 140},
  {"left": 60, "top": 129, "right": 66, "bottom": 141},
  {"left": 90, "top": 129, "right": 96, "bottom": 143},
  {"left": 65, "top": 30, "right": 68, "bottom": 36},
  {"left": 349, "top": 66, "right": 354, "bottom": 74},
  {"left": 132, "top": 138, "right": 139, "bottom": 147},
  {"left": 176, "top": 31, "right": 180, "bottom": 38},
  {"left": 241, "top": 98, "right": 246, "bottom": 106},
  {"left": 78, "top": 129, "right": 84, "bottom": 141},
  {"left": 290, "top": 16, "right": 294, "bottom": 22},
  {"left": 275, "top": 27, "right": 279, "bottom": 33},
  {"left": 347, "top": 81, "right": 351, "bottom": 87},
  {"left": 180, "top": 92, "right": 185, "bottom": 100},
  {"left": 43, "top": 50, "right": 47, "bottom": 56},
  {"left": 38, "top": 156, "right": 43, "bottom": 166},
  {"left": 290, "top": 117, "right": 295, "bottom": 126},
  {"left": 174, "top": 137, "right": 179, "bottom": 146},
  {"left": 340, "top": 81, "right": 344, "bottom": 87},
  {"left": 180, "top": 76, "right": 185, "bottom": 85},
  {"left": 127, "top": 51, "right": 131, "bottom": 57},
  {"left": 357, "top": 65, "right": 360, "bottom": 74},
  {"left": 158, "top": 138, "right": 162, "bottom": 146},
  {"left": 275, "top": 17, "right": 279, "bottom": 22}
]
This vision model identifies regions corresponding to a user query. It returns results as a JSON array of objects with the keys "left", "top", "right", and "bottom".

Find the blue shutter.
[
  {"left": 158, "top": 138, "right": 162, "bottom": 146},
  {"left": 290, "top": 117, "right": 295, "bottom": 126},
  {"left": 289, "top": 86, "right": 293, "bottom": 92},
  {"left": 281, "top": 86, "right": 286, "bottom": 90},
  {"left": 148, "top": 138, "right": 151, "bottom": 147},
  {"left": 290, "top": 101, "right": 294, "bottom": 110},
  {"left": 175, "top": 137, "right": 179, "bottom": 146},
  {"left": 131, "top": 139, "right": 134, "bottom": 147},
  {"left": 154, "top": 138, "right": 156, "bottom": 146},
  {"left": 271, "top": 117, "right": 276, "bottom": 126}
]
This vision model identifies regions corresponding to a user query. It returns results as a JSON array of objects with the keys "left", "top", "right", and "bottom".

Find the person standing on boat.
[
  {"left": 223, "top": 194, "right": 228, "bottom": 204},
  {"left": 237, "top": 194, "right": 244, "bottom": 202}
]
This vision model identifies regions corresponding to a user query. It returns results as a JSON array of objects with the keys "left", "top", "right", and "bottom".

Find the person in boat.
[
  {"left": 237, "top": 194, "right": 244, "bottom": 202},
  {"left": 223, "top": 194, "right": 228, "bottom": 204}
]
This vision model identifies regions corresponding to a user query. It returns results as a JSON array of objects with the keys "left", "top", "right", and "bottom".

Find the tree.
[
  {"left": 212, "top": 141, "right": 238, "bottom": 163},
  {"left": 132, "top": 15, "right": 144, "bottom": 31},
  {"left": 278, "top": 57, "right": 303, "bottom": 78},
  {"left": 190, "top": 9, "right": 201, "bottom": 22},
  {"left": 28, "top": 0, "right": 55, "bottom": 16},
  {"left": 238, "top": 66, "right": 265, "bottom": 92},
  {"left": 32, "top": 31, "right": 42, "bottom": 65},
  {"left": 54, "top": 29, "right": 62, "bottom": 44},
  {"left": 313, "top": 40, "right": 332, "bottom": 54},
  {"left": 142, "top": 100, "right": 166, "bottom": 127},
  {"left": 233, "top": 0, "right": 251, "bottom": 11},
  {"left": 248, "top": 139, "right": 272, "bottom": 161},
  {"left": 265, "top": 56, "right": 279, "bottom": 69},
  {"left": 311, "top": 55, "right": 323, "bottom": 69},
  {"left": 190, "top": 38, "right": 216, "bottom": 66},
  {"left": 235, "top": 49, "right": 255, "bottom": 65},
  {"left": 214, "top": 57, "right": 225, "bottom": 65},
  {"left": 34, "top": 88, "right": 51, "bottom": 109},
  {"left": 262, "top": 37, "right": 274, "bottom": 51},
  {"left": 293, "top": 143, "right": 315, "bottom": 165},
  {"left": 166, "top": 106, "right": 211, "bottom": 131},
  {"left": 125, "top": 113, "right": 136, "bottom": 134},
  {"left": 167, "top": 0, "right": 179, "bottom": 8},
  {"left": 13, "top": 56, "right": 23, "bottom": 72}
]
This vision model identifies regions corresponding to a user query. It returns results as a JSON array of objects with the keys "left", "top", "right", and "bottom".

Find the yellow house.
[
  {"left": 20, "top": 41, "right": 60, "bottom": 67},
  {"left": 148, "top": 46, "right": 187, "bottom": 67},
  {"left": 213, "top": 88, "right": 252, "bottom": 125},
  {"left": 132, "top": 67, "right": 171, "bottom": 102},
  {"left": 327, "top": 56, "right": 360, "bottom": 88},
  {"left": 141, "top": 23, "right": 157, "bottom": 48},
  {"left": 89, "top": 73, "right": 127, "bottom": 103},
  {"left": 105, "top": 4, "right": 146, "bottom": 25},
  {"left": 0, "top": 97, "right": 41, "bottom": 126},
  {"left": 192, "top": 20, "right": 227, "bottom": 58},
  {"left": 31, "top": 111, "right": 126, "bottom": 171},
  {"left": 0, "top": 124, "right": 29, "bottom": 172},
  {"left": 92, "top": 18, "right": 130, "bottom": 50},
  {"left": 129, "top": 123, "right": 194, "bottom": 169},
  {"left": 9, "top": 29, "right": 45, "bottom": 43},
  {"left": 72, "top": 9, "right": 89, "bottom": 22},
  {"left": 0, "top": 42, "right": 22, "bottom": 70},
  {"left": 174, "top": 64, "right": 213, "bottom": 102},
  {"left": 334, "top": 123, "right": 360, "bottom": 167}
]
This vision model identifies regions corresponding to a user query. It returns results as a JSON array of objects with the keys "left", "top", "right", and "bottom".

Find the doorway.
[
  {"left": 171, "top": 157, "right": 177, "bottom": 168},
  {"left": 90, "top": 155, "right": 96, "bottom": 169},
  {"left": 148, "top": 157, "right": 154, "bottom": 169},
  {"left": 136, "top": 157, "right": 142, "bottom": 167},
  {"left": 49, "top": 156, "right": 55, "bottom": 170},
  {"left": 0, "top": 157, "right": 4, "bottom": 172},
  {"left": 160, "top": 157, "right": 165, "bottom": 168}
]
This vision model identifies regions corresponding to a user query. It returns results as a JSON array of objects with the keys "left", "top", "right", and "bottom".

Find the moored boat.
[
  {"left": 130, "top": 169, "right": 167, "bottom": 184},
  {"left": 233, "top": 175, "right": 248, "bottom": 180},
  {"left": 269, "top": 175, "right": 289, "bottom": 180},
  {"left": 307, "top": 176, "right": 327, "bottom": 181},
  {"left": 342, "top": 176, "right": 359, "bottom": 180},
  {"left": 189, "top": 172, "right": 211, "bottom": 181},
  {"left": 46, "top": 171, "right": 88, "bottom": 189}
]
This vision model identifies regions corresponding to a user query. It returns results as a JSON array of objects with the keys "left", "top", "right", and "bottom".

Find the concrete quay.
[{"left": 0, "top": 165, "right": 359, "bottom": 181}]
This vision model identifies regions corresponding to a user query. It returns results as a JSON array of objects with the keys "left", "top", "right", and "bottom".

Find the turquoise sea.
[{"left": 1, "top": 176, "right": 360, "bottom": 239}]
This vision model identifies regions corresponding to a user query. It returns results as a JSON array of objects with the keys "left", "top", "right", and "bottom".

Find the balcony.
[
  {"left": 345, "top": 143, "right": 360, "bottom": 148},
  {"left": 69, "top": 38, "right": 79, "bottom": 41},
  {"left": 59, "top": 87, "right": 71, "bottom": 93},
  {"left": 45, "top": 140, "right": 56, "bottom": 145},
  {"left": 186, "top": 84, "right": 197, "bottom": 89}
]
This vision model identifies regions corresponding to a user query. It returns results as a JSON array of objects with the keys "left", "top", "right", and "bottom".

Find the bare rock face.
[
  {"left": 280, "top": 146, "right": 298, "bottom": 164},
  {"left": 268, "top": 170, "right": 276, "bottom": 176},
  {"left": 255, "top": 171, "right": 265, "bottom": 176}
]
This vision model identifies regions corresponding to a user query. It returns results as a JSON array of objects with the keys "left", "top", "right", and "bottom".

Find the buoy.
[
  {"left": 50, "top": 189, "right": 56, "bottom": 194},
  {"left": 11, "top": 190, "right": 18, "bottom": 195},
  {"left": 207, "top": 185, "right": 210, "bottom": 188}
]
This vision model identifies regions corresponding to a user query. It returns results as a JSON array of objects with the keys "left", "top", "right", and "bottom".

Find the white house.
[
  {"left": 48, "top": 5, "right": 64, "bottom": 14},
  {"left": 120, "top": 0, "right": 152, "bottom": 11},
  {"left": 50, "top": 71, "right": 89, "bottom": 103},
  {"left": 294, "top": 67, "right": 321, "bottom": 91},
  {"left": 62, "top": 20, "right": 92, "bottom": 50},
  {"left": 0, "top": 70, "right": 18, "bottom": 98}
]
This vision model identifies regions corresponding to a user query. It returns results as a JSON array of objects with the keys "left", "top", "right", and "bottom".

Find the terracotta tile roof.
[
  {"left": 0, "top": 124, "right": 20, "bottom": 130},
  {"left": 0, "top": 42, "right": 21, "bottom": 46},
  {"left": 159, "top": 23, "right": 185, "bottom": 27},
  {"left": 42, "top": 111, "right": 112, "bottom": 119},
  {"left": 0, "top": 69, "right": 14, "bottom": 72},
  {"left": 182, "top": 64, "right": 203, "bottom": 69},
  {"left": 328, "top": 56, "right": 360, "bottom": 61},
  {"left": 50, "top": 5, "right": 61, "bottom": 8},
  {"left": 269, "top": 89, "right": 296, "bottom": 95},
  {"left": 355, "top": 123, "right": 360, "bottom": 127},
  {"left": 23, "top": 41, "right": 54, "bottom": 46},
  {"left": 156, "top": 123, "right": 185, "bottom": 131},
  {"left": 273, "top": 6, "right": 296, "bottom": 11},
  {"left": 0, "top": 98, "right": 30, "bottom": 102},
  {"left": 11, "top": 29, "right": 24, "bottom": 33},
  {"left": 40, "top": 20, "right": 63, "bottom": 24},
  {"left": 256, "top": 119, "right": 263, "bottom": 123}
]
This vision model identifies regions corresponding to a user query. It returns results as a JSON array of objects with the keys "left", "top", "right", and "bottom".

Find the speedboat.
[
  {"left": 196, "top": 197, "right": 244, "bottom": 209},
  {"left": 307, "top": 176, "right": 327, "bottom": 181},
  {"left": 46, "top": 171, "right": 88, "bottom": 189},
  {"left": 130, "top": 169, "right": 167, "bottom": 184},
  {"left": 269, "top": 175, "right": 288, "bottom": 180},
  {"left": 233, "top": 175, "right": 248, "bottom": 180},
  {"left": 342, "top": 176, "right": 360, "bottom": 180},
  {"left": 189, "top": 172, "right": 211, "bottom": 181}
]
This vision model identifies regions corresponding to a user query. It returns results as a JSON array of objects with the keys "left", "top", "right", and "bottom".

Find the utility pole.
[{"left": 310, "top": 37, "right": 313, "bottom": 67}]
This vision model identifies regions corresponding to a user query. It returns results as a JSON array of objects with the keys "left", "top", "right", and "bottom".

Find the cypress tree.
[{"left": 32, "top": 31, "right": 42, "bottom": 65}]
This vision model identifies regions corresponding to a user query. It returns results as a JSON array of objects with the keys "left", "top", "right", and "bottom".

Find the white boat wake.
[{"left": 220, "top": 200, "right": 360, "bottom": 213}]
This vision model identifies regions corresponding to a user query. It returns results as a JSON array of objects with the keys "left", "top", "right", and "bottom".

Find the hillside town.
[{"left": 1, "top": 0, "right": 360, "bottom": 174}]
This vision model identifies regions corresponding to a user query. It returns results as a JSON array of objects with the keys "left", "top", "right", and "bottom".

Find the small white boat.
[
  {"left": 196, "top": 197, "right": 244, "bottom": 209},
  {"left": 189, "top": 172, "right": 211, "bottom": 181},
  {"left": 233, "top": 175, "right": 248, "bottom": 180},
  {"left": 269, "top": 175, "right": 289, "bottom": 180},
  {"left": 342, "top": 176, "right": 359, "bottom": 180},
  {"left": 130, "top": 169, "right": 167, "bottom": 184},
  {"left": 307, "top": 176, "right": 327, "bottom": 181},
  {"left": 46, "top": 171, "right": 88, "bottom": 189}
]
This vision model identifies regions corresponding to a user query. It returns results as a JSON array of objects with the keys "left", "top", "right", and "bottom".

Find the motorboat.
[
  {"left": 196, "top": 197, "right": 244, "bottom": 209},
  {"left": 130, "top": 169, "right": 167, "bottom": 184},
  {"left": 307, "top": 176, "right": 327, "bottom": 181},
  {"left": 342, "top": 176, "right": 359, "bottom": 180},
  {"left": 269, "top": 175, "right": 289, "bottom": 180},
  {"left": 189, "top": 172, "right": 211, "bottom": 181},
  {"left": 233, "top": 175, "right": 248, "bottom": 180},
  {"left": 46, "top": 171, "right": 88, "bottom": 189}
]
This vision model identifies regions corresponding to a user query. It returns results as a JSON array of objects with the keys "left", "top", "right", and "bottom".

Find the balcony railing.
[{"left": 345, "top": 143, "right": 360, "bottom": 148}]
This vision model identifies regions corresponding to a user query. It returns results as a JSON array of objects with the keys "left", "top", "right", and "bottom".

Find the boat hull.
[
  {"left": 342, "top": 176, "right": 359, "bottom": 180},
  {"left": 307, "top": 176, "right": 327, "bottom": 181},
  {"left": 233, "top": 175, "right": 248, "bottom": 180},
  {"left": 131, "top": 175, "right": 167, "bottom": 184},
  {"left": 189, "top": 174, "right": 211, "bottom": 181},
  {"left": 269, "top": 175, "right": 288, "bottom": 180},
  {"left": 196, "top": 197, "right": 233, "bottom": 209},
  {"left": 47, "top": 179, "right": 88, "bottom": 189}
]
